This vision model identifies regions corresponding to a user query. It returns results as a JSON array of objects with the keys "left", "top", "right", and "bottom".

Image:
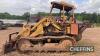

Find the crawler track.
[{"left": 3, "top": 37, "right": 76, "bottom": 54}]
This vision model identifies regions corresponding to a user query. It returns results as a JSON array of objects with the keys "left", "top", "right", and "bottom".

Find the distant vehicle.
[{"left": 0, "top": 21, "right": 8, "bottom": 30}]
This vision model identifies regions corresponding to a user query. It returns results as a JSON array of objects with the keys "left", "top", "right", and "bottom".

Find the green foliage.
[
  {"left": 0, "top": 12, "right": 100, "bottom": 23},
  {"left": 75, "top": 12, "right": 100, "bottom": 23},
  {"left": 0, "top": 12, "right": 26, "bottom": 20}
]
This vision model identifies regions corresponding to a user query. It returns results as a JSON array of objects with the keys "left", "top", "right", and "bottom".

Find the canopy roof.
[{"left": 51, "top": 1, "right": 75, "bottom": 12}]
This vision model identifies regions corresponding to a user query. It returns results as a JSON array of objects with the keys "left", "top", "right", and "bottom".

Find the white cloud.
[
  {"left": 0, "top": 0, "right": 100, "bottom": 15},
  {"left": 77, "top": 0, "right": 100, "bottom": 13}
]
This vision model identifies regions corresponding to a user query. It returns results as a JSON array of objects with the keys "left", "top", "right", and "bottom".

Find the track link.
[{"left": 16, "top": 37, "right": 76, "bottom": 53}]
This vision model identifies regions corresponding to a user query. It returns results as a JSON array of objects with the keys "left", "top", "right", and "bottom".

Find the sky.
[{"left": 0, "top": 0, "right": 100, "bottom": 15}]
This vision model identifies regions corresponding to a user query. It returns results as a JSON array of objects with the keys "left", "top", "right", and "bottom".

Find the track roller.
[{"left": 16, "top": 38, "right": 33, "bottom": 53}]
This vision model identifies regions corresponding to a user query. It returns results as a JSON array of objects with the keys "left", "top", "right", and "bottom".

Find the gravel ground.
[{"left": 0, "top": 27, "right": 100, "bottom": 56}]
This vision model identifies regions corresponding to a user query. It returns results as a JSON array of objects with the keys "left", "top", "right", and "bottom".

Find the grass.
[{"left": 91, "top": 23, "right": 100, "bottom": 27}]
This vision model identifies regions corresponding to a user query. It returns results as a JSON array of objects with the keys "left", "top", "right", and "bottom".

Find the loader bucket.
[
  {"left": 4, "top": 42, "right": 16, "bottom": 54},
  {"left": 4, "top": 32, "right": 19, "bottom": 54}
]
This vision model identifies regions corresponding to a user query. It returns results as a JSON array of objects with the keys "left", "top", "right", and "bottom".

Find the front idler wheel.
[{"left": 16, "top": 38, "right": 33, "bottom": 53}]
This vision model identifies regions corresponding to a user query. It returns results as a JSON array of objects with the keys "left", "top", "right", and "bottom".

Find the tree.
[{"left": 22, "top": 12, "right": 30, "bottom": 20}]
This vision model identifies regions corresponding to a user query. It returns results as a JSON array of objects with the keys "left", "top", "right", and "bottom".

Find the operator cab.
[
  {"left": 49, "top": 1, "right": 78, "bottom": 36},
  {"left": 50, "top": 1, "right": 76, "bottom": 23}
]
